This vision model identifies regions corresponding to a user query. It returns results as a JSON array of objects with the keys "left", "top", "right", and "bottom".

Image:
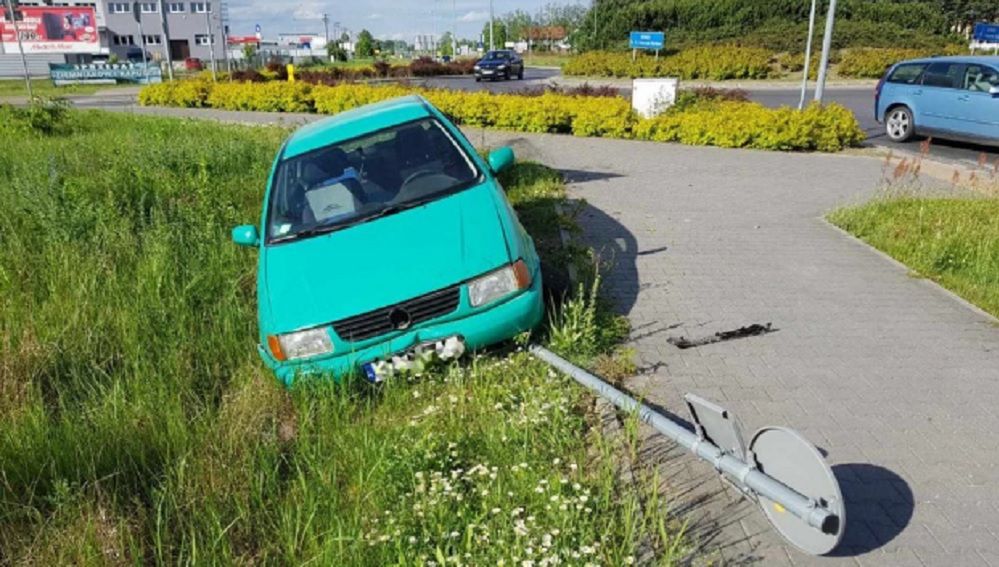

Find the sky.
[{"left": 226, "top": 0, "right": 580, "bottom": 42}]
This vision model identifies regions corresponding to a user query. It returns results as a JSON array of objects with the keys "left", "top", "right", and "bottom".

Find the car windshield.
[
  {"left": 484, "top": 51, "right": 510, "bottom": 60},
  {"left": 266, "top": 118, "right": 479, "bottom": 243}
]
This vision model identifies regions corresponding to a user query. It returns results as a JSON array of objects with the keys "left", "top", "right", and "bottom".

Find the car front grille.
[{"left": 332, "top": 285, "right": 462, "bottom": 342}]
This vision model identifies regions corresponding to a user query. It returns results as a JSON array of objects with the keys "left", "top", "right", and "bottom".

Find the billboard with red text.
[{"left": 1, "top": 6, "right": 100, "bottom": 54}]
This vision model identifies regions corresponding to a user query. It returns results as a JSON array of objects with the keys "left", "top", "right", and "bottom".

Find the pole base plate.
[{"left": 749, "top": 426, "right": 845, "bottom": 555}]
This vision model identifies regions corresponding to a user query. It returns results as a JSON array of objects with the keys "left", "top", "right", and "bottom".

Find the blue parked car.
[{"left": 875, "top": 56, "right": 999, "bottom": 145}]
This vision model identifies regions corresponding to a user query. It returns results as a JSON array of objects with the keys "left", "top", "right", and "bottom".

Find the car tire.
[
  {"left": 885, "top": 106, "right": 915, "bottom": 143},
  {"left": 517, "top": 69, "right": 524, "bottom": 80},
  {"left": 474, "top": 76, "right": 480, "bottom": 82},
  {"left": 504, "top": 70, "right": 510, "bottom": 81}
]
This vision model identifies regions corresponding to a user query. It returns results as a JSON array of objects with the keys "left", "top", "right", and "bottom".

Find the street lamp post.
[
  {"left": 204, "top": 8, "right": 217, "bottom": 80},
  {"left": 814, "top": 0, "right": 837, "bottom": 104},
  {"left": 158, "top": 0, "right": 174, "bottom": 80},
  {"left": 798, "top": 0, "right": 817, "bottom": 109},
  {"left": 4, "top": 0, "right": 32, "bottom": 98},
  {"left": 489, "top": 0, "right": 494, "bottom": 50},
  {"left": 133, "top": 2, "right": 151, "bottom": 85}
]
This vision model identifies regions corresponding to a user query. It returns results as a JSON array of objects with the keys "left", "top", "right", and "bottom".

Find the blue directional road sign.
[
  {"left": 973, "top": 22, "right": 999, "bottom": 43},
  {"left": 629, "top": 31, "right": 665, "bottom": 50}
]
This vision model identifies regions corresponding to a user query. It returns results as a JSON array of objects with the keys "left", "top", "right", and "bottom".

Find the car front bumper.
[
  {"left": 475, "top": 68, "right": 506, "bottom": 78},
  {"left": 258, "top": 276, "right": 544, "bottom": 385}
]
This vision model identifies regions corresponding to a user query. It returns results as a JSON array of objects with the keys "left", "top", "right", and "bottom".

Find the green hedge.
[
  {"left": 837, "top": 46, "right": 967, "bottom": 78},
  {"left": 139, "top": 80, "right": 864, "bottom": 152},
  {"left": 563, "top": 47, "right": 775, "bottom": 80}
]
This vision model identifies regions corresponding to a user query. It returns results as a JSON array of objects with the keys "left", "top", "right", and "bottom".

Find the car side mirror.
[
  {"left": 231, "top": 224, "right": 260, "bottom": 247},
  {"left": 487, "top": 146, "right": 515, "bottom": 174},
  {"left": 990, "top": 86, "right": 999, "bottom": 97}
]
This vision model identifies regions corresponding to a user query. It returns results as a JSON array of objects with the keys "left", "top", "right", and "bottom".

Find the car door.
[
  {"left": 955, "top": 64, "right": 999, "bottom": 141},
  {"left": 879, "top": 62, "right": 928, "bottom": 120},
  {"left": 918, "top": 61, "right": 965, "bottom": 132}
]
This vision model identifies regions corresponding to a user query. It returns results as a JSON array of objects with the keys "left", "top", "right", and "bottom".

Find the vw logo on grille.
[{"left": 389, "top": 307, "right": 412, "bottom": 330}]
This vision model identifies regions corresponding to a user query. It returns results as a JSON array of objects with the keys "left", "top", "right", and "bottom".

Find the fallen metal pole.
[{"left": 529, "top": 345, "right": 839, "bottom": 535}]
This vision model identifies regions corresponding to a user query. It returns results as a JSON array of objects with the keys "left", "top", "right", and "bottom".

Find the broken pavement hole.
[{"left": 668, "top": 323, "right": 776, "bottom": 350}]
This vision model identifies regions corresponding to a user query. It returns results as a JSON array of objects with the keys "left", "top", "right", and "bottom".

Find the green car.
[{"left": 231, "top": 95, "right": 544, "bottom": 384}]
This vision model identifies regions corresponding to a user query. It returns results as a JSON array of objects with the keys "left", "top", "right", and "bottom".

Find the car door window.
[
  {"left": 921, "top": 62, "right": 963, "bottom": 89},
  {"left": 886, "top": 63, "right": 927, "bottom": 84},
  {"left": 963, "top": 65, "right": 999, "bottom": 93}
]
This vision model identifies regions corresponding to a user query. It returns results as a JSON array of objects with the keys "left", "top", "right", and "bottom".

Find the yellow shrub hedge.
[
  {"left": 207, "top": 82, "right": 314, "bottom": 112},
  {"left": 564, "top": 47, "right": 775, "bottom": 80},
  {"left": 837, "top": 46, "right": 966, "bottom": 78},
  {"left": 633, "top": 101, "right": 864, "bottom": 152},
  {"left": 139, "top": 80, "right": 864, "bottom": 152}
]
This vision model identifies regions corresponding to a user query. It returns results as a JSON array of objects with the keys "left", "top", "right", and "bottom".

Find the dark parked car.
[
  {"left": 473, "top": 50, "right": 524, "bottom": 82},
  {"left": 876, "top": 56, "right": 999, "bottom": 146}
]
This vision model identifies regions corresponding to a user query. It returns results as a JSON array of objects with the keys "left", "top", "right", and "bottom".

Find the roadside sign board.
[
  {"left": 1, "top": 6, "right": 100, "bottom": 54},
  {"left": 49, "top": 62, "right": 162, "bottom": 85},
  {"left": 629, "top": 31, "right": 665, "bottom": 50},
  {"left": 973, "top": 22, "right": 999, "bottom": 43}
]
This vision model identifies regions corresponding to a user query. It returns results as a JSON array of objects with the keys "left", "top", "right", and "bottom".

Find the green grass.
[
  {"left": 830, "top": 196, "right": 999, "bottom": 318},
  {"left": 0, "top": 107, "right": 686, "bottom": 564},
  {"left": 523, "top": 54, "right": 572, "bottom": 68},
  {"left": 0, "top": 79, "right": 136, "bottom": 97}
]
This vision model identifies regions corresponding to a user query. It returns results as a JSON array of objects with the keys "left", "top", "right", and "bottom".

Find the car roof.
[
  {"left": 899, "top": 55, "right": 999, "bottom": 66},
  {"left": 283, "top": 95, "right": 435, "bottom": 158}
]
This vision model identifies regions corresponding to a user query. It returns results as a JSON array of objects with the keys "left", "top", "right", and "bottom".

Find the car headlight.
[
  {"left": 474, "top": 64, "right": 481, "bottom": 70},
  {"left": 497, "top": 64, "right": 507, "bottom": 70},
  {"left": 468, "top": 260, "right": 532, "bottom": 307},
  {"left": 267, "top": 328, "right": 333, "bottom": 361}
]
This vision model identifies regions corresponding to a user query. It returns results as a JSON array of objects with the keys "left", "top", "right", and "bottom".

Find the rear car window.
[
  {"left": 921, "top": 62, "right": 963, "bottom": 89},
  {"left": 963, "top": 65, "right": 999, "bottom": 92},
  {"left": 886, "top": 63, "right": 926, "bottom": 84}
]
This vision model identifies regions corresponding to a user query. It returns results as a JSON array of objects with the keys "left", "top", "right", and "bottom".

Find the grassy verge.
[
  {"left": 524, "top": 54, "right": 572, "bottom": 68},
  {"left": 829, "top": 196, "right": 999, "bottom": 318},
  {"left": 0, "top": 78, "right": 135, "bottom": 97},
  {"left": 0, "top": 107, "right": 685, "bottom": 564}
]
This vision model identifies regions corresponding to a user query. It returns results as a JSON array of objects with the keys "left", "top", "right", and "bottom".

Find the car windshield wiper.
[{"left": 268, "top": 201, "right": 429, "bottom": 244}]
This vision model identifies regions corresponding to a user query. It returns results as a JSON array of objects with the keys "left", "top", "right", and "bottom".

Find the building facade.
[
  {"left": 102, "top": 0, "right": 228, "bottom": 62},
  {"left": 1, "top": 0, "right": 227, "bottom": 76}
]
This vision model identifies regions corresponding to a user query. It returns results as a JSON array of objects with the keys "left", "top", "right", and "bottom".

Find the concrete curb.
[{"left": 821, "top": 217, "right": 999, "bottom": 325}]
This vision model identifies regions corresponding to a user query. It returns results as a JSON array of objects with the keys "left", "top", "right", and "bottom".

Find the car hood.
[
  {"left": 478, "top": 60, "right": 508, "bottom": 67},
  {"left": 261, "top": 182, "right": 512, "bottom": 332}
]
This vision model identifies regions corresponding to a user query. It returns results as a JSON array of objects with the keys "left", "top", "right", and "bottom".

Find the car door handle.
[
  {"left": 957, "top": 94, "right": 970, "bottom": 102},
  {"left": 913, "top": 89, "right": 923, "bottom": 96}
]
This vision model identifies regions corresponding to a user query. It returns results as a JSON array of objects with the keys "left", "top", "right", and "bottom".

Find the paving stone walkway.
[{"left": 475, "top": 131, "right": 999, "bottom": 566}]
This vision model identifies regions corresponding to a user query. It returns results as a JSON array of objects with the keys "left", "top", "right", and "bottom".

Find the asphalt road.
[{"left": 416, "top": 69, "right": 999, "bottom": 166}]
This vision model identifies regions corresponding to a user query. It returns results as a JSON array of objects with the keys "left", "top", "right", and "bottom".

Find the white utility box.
[{"left": 631, "top": 78, "right": 680, "bottom": 118}]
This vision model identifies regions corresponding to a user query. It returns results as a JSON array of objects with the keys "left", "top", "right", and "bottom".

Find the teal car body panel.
[{"left": 239, "top": 95, "right": 544, "bottom": 384}]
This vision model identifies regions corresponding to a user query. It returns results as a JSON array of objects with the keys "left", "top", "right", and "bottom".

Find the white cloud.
[
  {"left": 459, "top": 10, "right": 489, "bottom": 23},
  {"left": 226, "top": 0, "right": 573, "bottom": 40}
]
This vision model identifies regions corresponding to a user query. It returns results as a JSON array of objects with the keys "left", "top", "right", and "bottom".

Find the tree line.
[{"left": 573, "top": 0, "right": 999, "bottom": 51}]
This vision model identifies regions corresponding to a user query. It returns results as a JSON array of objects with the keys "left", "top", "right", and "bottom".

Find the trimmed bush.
[
  {"left": 837, "top": 46, "right": 967, "bottom": 78},
  {"left": 140, "top": 81, "right": 864, "bottom": 152},
  {"left": 632, "top": 100, "right": 864, "bottom": 152},
  {"left": 564, "top": 47, "right": 775, "bottom": 80},
  {"left": 206, "top": 81, "right": 314, "bottom": 113}
]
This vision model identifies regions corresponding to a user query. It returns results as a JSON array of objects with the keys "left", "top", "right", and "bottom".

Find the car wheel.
[
  {"left": 474, "top": 76, "right": 480, "bottom": 82},
  {"left": 517, "top": 69, "right": 524, "bottom": 80},
  {"left": 885, "top": 106, "right": 915, "bottom": 142},
  {"left": 504, "top": 70, "right": 510, "bottom": 81}
]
